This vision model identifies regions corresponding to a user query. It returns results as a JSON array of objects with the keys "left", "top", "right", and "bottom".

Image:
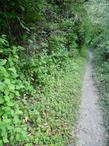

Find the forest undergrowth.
[{"left": 0, "top": 1, "right": 88, "bottom": 145}]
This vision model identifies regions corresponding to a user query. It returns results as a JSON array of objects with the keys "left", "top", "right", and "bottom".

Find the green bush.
[
  {"left": 0, "top": 35, "right": 86, "bottom": 145},
  {"left": 0, "top": 0, "right": 88, "bottom": 145},
  {"left": 0, "top": 36, "right": 28, "bottom": 145},
  {"left": 93, "top": 42, "right": 109, "bottom": 143}
]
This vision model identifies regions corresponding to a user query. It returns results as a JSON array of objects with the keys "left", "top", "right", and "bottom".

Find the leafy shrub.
[
  {"left": 0, "top": 0, "right": 88, "bottom": 145},
  {"left": 0, "top": 35, "right": 86, "bottom": 145},
  {"left": 0, "top": 36, "right": 28, "bottom": 145},
  {"left": 93, "top": 42, "right": 109, "bottom": 143}
]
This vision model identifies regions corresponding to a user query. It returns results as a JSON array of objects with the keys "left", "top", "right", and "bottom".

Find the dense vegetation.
[
  {"left": 0, "top": 0, "right": 109, "bottom": 146},
  {"left": 0, "top": 0, "right": 98, "bottom": 146},
  {"left": 3, "top": 0, "right": 109, "bottom": 145}
]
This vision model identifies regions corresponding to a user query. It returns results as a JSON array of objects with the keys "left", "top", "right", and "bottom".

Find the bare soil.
[{"left": 77, "top": 51, "right": 107, "bottom": 146}]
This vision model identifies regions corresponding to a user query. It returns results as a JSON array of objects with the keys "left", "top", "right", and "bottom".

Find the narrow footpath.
[{"left": 77, "top": 51, "right": 107, "bottom": 146}]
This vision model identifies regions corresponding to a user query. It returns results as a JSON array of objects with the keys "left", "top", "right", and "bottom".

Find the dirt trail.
[{"left": 77, "top": 51, "right": 107, "bottom": 146}]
